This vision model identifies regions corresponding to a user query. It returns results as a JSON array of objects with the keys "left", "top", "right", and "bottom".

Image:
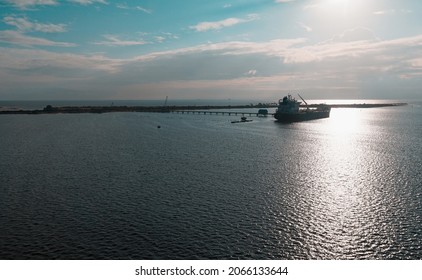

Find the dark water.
[{"left": 0, "top": 102, "right": 421, "bottom": 259}]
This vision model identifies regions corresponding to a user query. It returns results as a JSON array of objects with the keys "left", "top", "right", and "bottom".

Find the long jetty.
[
  {"left": 0, "top": 102, "right": 407, "bottom": 115},
  {"left": 172, "top": 110, "right": 267, "bottom": 117}
]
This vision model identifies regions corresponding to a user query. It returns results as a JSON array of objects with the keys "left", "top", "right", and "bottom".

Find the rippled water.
[{"left": 0, "top": 103, "right": 421, "bottom": 259}]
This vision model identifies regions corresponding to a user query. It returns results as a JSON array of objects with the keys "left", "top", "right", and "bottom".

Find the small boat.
[
  {"left": 231, "top": 116, "right": 253, "bottom": 123},
  {"left": 274, "top": 94, "right": 330, "bottom": 122}
]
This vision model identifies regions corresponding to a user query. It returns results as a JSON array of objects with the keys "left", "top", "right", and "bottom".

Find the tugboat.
[{"left": 274, "top": 94, "right": 330, "bottom": 122}]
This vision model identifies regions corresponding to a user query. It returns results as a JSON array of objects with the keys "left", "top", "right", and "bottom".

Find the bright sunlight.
[{"left": 313, "top": 0, "right": 368, "bottom": 19}]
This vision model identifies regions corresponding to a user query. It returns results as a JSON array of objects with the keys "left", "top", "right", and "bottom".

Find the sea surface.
[{"left": 0, "top": 101, "right": 421, "bottom": 259}]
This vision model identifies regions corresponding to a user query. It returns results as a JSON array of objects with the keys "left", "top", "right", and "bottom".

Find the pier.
[{"left": 172, "top": 110, "right": 272, "bottom": 117}]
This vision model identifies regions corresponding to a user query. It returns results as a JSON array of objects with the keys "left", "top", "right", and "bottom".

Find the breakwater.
[{"left": 0, "top": 102, "right": 407, "bottom": 114}]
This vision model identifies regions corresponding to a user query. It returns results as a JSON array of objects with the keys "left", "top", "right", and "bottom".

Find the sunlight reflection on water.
[
  {"left": 281, "top": 108, "right": 418, "bottom": 259},
  {"left": 0, "top": 105, "right": 421, "bottom": 259}
]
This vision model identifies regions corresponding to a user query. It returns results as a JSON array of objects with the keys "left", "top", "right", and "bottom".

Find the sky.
[{"left": 0, "top": 0, "right": 421, "bottom": 101}]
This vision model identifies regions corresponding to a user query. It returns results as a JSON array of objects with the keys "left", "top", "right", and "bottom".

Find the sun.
[
  {"left": 307, "top": 0, "right": 372, "bottom": 32},
  {"left": 311, "top": 0, "right": 368, "bottom": 24}
]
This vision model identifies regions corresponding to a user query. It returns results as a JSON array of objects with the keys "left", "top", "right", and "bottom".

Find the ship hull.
[{"left": 274, "top": 110, "right": 330, "bottom": 122}]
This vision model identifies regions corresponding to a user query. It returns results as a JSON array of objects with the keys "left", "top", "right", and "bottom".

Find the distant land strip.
[{"left": 0, "top": 102, "right": 407, "bottom": 114}]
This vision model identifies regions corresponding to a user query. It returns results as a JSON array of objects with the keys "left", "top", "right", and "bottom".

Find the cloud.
[
  {"left": 246, "top": 69, "right": 257, "bottom": 76},
  {"left": 275, "top": 0, "right": 296, "bottom": 3},
  {"left": 0, "top": 47, "right": 125, "bottom": 99},
  {"left": 154, "top": 36, "right": 165, "bottom": 43},
  {"left": 93, "top": 34, "right": 147, "bottom": 46},
  {"left": 2, "top": 30, "right": 422, "bottom": 99},
  {"left": 4, "top": 0, "right": 107, "bottom": 9},
  {"left": 0, "top": 16, "right": 72, "bottom": 48},
  {"left": 190, "top": 18, "right": 242, "bottom": 32},
  {"left": 152, "top": 32, "right": 179, "bottom": 43},
  {"left": 3, "top": 16, "right": 67, "bottom": 33},
  {"left": 4, "top": 31, "right": 421, "bottom": 71},
  {"left": 0, "top": 30, "right": 76, "bottom": 47},
  {"left": 135, "top": 6, "right": 151, "bottom": 14},
  {"left": 114, "top": 33, "right": 422, "bottom": 99},
  {"left": 68, "top": 0, "right": 107, "bottom": 5},
  {"left": 127, "top": 38, "right": 306, "bottom": 64},
  {"left": 373, "top": 9, "right": 395, "bottom": 15},
  {"left": 373, "top": 9, "right": 413, "bottom": 15},
  {"left": 398, "top": 56, "right": 422, "bottom": 80},
  {"left": 0, "top": 47, "right": 122, "bottom": 73},
  {"left": 116, "top": 3, "right": 152, "bottom": 13},
  {"left": 3, "top": 0, "right": 57, "bottom": 9},
  {"left": 190, "top": 14, "right": 258, "bottom": 32},
  {"left": 298, "top": 22, "right": 312, "bottom": 32},
  {"left": 116, "top": 3, "right": 128, "bottom": 9},
  {"left": 323, "top": 27, "right": 379, "bottom": 43}
]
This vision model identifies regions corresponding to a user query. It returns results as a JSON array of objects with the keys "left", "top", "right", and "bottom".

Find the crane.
[{"left": 297, "top": 93, "right": 309, "bottom": 110}]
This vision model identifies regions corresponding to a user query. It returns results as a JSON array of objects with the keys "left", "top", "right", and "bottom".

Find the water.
[{"left": 0, "top": 102, "right": 421, "bottom": 259}]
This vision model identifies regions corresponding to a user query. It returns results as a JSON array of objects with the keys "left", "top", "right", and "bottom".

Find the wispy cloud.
[
  {"left": 4, "top": 31, "right": 421, "bottom": 72},
  {"left": 4, "top": 0, "right": 108, "bottom": 9},
  {"left": 245, "top": 69, "right": 257, "bottom": 76},
  {"left": 116, "top": 3, "right": 152, "bottom": 13},
  {"left": 152, "top": 32, "right": 179, "bottom": 43},
  {"left": 1, "top": 15, "right": 72, "bottom": 47},
  {"left": 135, "top": 6, "right": 151, "bottom": 14},
  {"left": 0, "top": 47, "right": 122, "bottom": 73},
  {"left": 3, "top": 16, "right": 67, "bottom": 33},
  {"left": 190, "top": 14, "right": 258, "bottom": 32},
  {"left": 373, "top": 9, "right": 395, "bottom": 15},
  {"left": 373, "top": 9, "right": 413, "bottom": 15},
  {"left": 130, "top": 38, "right": 307, "bottom": 62},
  {"left": 298, "top": 22, "right": 312, "bottom": 32},
  {"left": 115, "top": 3, "right": 128, "bottom": 9},
  {"left": 2, "top": 27, "right": 422, "bottom": 99},
  {"left": 124, "top": 33, "right": 422, "bottom": 89},
  {"left": 93, "top": 34, "right": 147, "bottom": 46},
  {"left": 274, "top": 0, "right": 296, "bottom": 3},
  {"left": 190, "top": 18, "right": 243, "bottom": 32},
  {"left": 0, "top": 30, "right": 76, "bottom": 47},
  {"left": 0, "top": 47, "right": 123, "bottom": 98},
  {"left": 123, "top": 34, "right": 422, "bottom": 98},
  {"left": 323, "top": 27, "right": 379, "bottom": 43},
  {"left": 68, "top": 0, "right": 107, "bottom": 5},
  {"left": 154, "top": 36, "right": 165, "bottom": 43},
  {"left": 3, "top": 0, "right": 58, "bottom": 9}
]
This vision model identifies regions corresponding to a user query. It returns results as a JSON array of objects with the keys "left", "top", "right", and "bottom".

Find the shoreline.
[{"left": 0, "top": 102, "right": 407, "bottom": 115}]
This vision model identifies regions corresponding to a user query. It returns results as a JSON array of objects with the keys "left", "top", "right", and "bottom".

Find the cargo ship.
[{"left": 274, "top": 94, "right": 330, "bottom": 122}]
